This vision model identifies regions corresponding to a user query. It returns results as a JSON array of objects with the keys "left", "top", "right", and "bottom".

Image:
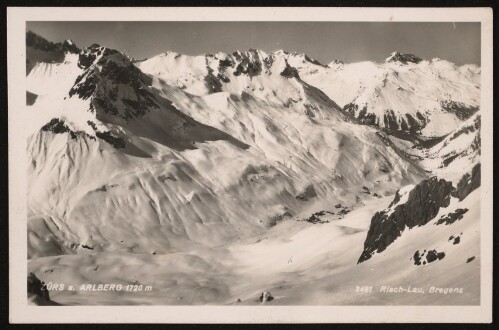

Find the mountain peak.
[
  {"left": 26, "top": 31, "right": 80, "bottom": 73},
  {"left": 87, "top": 43, "right": 102, "bottom": 50},
  {"left": 329, "top": 59, "right": 344, "bottom": 66},
  {"left": 69, "top": 43, "right": 158, "bottom": 122},
  {"left": 386, "top": 51, "right": 423, "bottom": 64},
  {"left": 270, "top": 49, "right": 327, "bottom": 67},
  {"left": 272, "top": 49, "right": 289, "bottom": 56},
  {"left": 61, "top": 39, "right": 80, "bottom": 54},
  {"left": 26, "top": 30, "right": 79, "bottom": 54}
]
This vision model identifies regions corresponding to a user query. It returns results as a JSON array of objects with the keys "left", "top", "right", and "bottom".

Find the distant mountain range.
[{"left": 26, "top": 31, "right": 481, "bottom": 306}]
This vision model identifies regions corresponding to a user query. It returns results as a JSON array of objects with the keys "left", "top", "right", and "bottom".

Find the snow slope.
[
  {"left": 422, "top": 113, "right": 481, "bottom": 182},
  {"left": 297, "top": 52, "right": 480, "bottom": 137},
  {"left": 25, "top": 32, "right": 481, "bottom": 306},
  {"left": 28, "top": 188, "right": 480, "bottom": 305},
  {"left": 137, "top": 49, "right": 345, "bottom": 120},
  {"left": 139, "top": 50, "right": 480, "bottom": 138},
  {"left": 27, "top": 33, "right": 425, "bottom": 259}
]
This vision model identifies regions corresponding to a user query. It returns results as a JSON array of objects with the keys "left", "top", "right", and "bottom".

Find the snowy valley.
[{"left": 25, "top": 30, "right": 481, "bottom": 306}]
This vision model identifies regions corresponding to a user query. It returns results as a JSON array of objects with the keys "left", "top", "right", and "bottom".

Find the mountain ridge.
[{"left": 25, "top": 31, "right": 482, "bottom": 306}]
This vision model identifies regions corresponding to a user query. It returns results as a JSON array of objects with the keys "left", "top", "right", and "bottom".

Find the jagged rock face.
[
  {"left": 41, "top": 118, "right": 81, "bottom": 140},
  {"left": 69, "top": 46, "right": 159, "bottom": 122},
  {"left": 232, "top": 50, "right": 264, "bottom": 77},
  {"left": 60, "top": 40, "right": 80, "bottom": 55},
  {"left": 344, "top": 104, "right": 428, "bottom": 136},
  {"left": 41, "top": 118, "right": 126, "bottom": 149},
  {"left": 358, "top": 177, "right": 454, "bottom": 263},
  {"left": 447, "top": 114, "right": 481, "bottom": 142},
  {"left": 204, "top": 68, "right": 224, "bottom": 93},
  {"left": 304, "top": 54, "right": 329, "bottom": 68},
  {"left": 453, "top": 163, "right": 481, "bottom": 201},
  {"left": 359, "top": 163, "right": 481, "bottom": 263},
  {"left": 425, "top": 114, "right": 481, "bottom": 173},
  {"left": 386, "top": 51, "right": 423, "bottom": 64},
  {"left": 280, "top": 61, "right": 300, "bottom": 79},
  {"left": 441, "top": 100, "right": 479, "bottom": 121},
  {"left": 76, "top": 44, "right": 118, "bottom": 70},
  {"left": 343, "top": 104, "right": 377, "bottom": 126}
]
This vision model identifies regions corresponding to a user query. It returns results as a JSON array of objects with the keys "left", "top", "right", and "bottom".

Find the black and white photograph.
[{"left": 8, "top": 6, "right": 493, "bottom": 323}]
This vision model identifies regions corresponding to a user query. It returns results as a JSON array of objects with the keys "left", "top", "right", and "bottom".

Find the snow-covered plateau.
[{"left": 26, "top": 31, "right": 481, "bottom": 305}]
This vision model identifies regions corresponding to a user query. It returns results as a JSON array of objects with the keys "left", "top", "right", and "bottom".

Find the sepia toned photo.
[{"left": 8, "top": 7, "right": 493, "bottom": 323}]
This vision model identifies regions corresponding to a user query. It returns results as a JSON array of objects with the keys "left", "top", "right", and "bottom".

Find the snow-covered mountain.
[
  {"left": 25, "top": 31, "right": 481, "bottom": 305},
  {"left": 138, "top": 49, "right": 480, "bottom": 139},
  {"left": 358, "top": 163, "right": 480, "bottom": 263},
  {"left": 137, "top": 49, "right": 345, "bottom": 120},
  {"left": 299, "top": 51, "right": 480, "bottom": 138},
  {"left": 26, "top": 30, "right": 79, "bottom": 74}
]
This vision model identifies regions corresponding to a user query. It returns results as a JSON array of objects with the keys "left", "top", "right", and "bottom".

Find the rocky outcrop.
[
  {"left": 435, "top": 208, "right": 469, "bottom": 225},
  {"left": 386, "top": 51, "right": 423, "bottom": 64},
  {"left": 413, "top": 249, "right": 445, "bottom": 266},
  {"left": 299, "top": 211, "right": 331, "bottom": 224},
  {"left": 426, "top": 249, "right": 446, "bottom": 263},
  {"left": 358, "top": 177, "right": 453, "bottom": 263},
  {"left": 232, "top": 50, "right": 264, "bottom": 77},
  {"left": 258, "top": 291, "right": 274, "bottom": 303},
  {"left": 343, "top": 103, "right": 377, "bottom": 126},
  {"left": 449, "top": 235, "right": 461, "bottom": 245},
  {"left": 445, "top": 114, "right": 480, "bottom": 145},
  {"left": 296, "top": 184, "right": 317, "bottom": 201},
  {"left": 87, "top": 120, "right": 126, "bottom": 148},
  {"left": 359, "top": 163, "right": 480, "bottom": 263},
  {"left": 441, "top": 100, "right": 479, "bottom": 121},
  {"left": 280, "top": 61, "right": 300, "bottom": 79},
  {"left": 27, "top": 273, "right": 56, "bottom": 305},
  {"left": 26, "top": 91, "right": 38, "bottom": 106},
  {"left": 41, "top": 118, "right": 81, "bottom": 140},
  {"left": 342, "top": 104, "right": 426, "bottom": 136},
  {"left": 304, "top": 54, "right": 328, "bottom": 68},
  {"left": 335, "top": 50, "right": 479, "bottom": 139},
  {"left": 69, "top": 45, "right": 159, "bottom": 121},
  {"left": 42, "top": 118, "right": 126, "bottom": 149},
  {"left": 204, "top": 66, "right": 224, "bottom": 92},
  {"left": 453, "top": 163, "right": 481, "bottom": 201},
  {"left": 438, "top": 116, "right": 481, "bottom": 169}
]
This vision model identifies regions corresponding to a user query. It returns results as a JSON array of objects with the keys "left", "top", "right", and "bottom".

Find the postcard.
[{"left": 8, "top": 6, "right": 493, "bottom": 323}]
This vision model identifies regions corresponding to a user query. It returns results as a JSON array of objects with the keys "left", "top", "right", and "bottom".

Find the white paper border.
[{"left": 8, "top": 6, "right": 493, "bottom": 324}]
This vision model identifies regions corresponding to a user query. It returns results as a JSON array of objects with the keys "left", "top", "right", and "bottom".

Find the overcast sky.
[{"left": 26, "top": 21, "right": 481, "bottom": 65}]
